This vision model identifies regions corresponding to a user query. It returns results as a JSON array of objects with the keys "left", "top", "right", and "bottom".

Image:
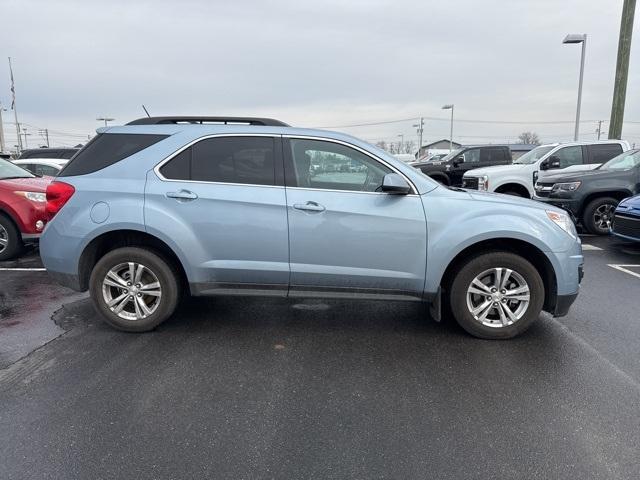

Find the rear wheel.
[
  {"left": 0, "top": 214, "right": 23, "bottom": 261},
  {"left": 89, "top": 247, "right": 180, "bottom": 332},
  {"left": 448, "top": 252, "right": 545, "bottom": 339},
  {"left": 583, "top": 197, "right": 618, "bottom": 235}
]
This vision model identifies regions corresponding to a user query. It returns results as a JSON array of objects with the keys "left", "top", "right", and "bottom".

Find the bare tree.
[
  {"left": 517, "top": 131, "right": 541, "bottom": 145},
  {"left": 404, "top": 140, "right": 415, "bottom": 154},
  {"left": 375, "top": 140, "right": 388, "bottom": 151}
]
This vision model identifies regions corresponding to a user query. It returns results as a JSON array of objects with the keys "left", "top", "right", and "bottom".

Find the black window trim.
[
  {"left": 155, "top": 133, "right": 284, "bottom": 189},
  {"left": 282, "top": 135, "right": 418, "bottom": 195}
]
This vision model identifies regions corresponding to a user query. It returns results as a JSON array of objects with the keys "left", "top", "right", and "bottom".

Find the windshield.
[
  {"left": 599, "top": 149, "right": 640, "bottom": 171},
  {"left": 435, "top": 148, "right": 464, "bottom": 163},
  {"left": 514, "top": 145, "right": 555, "bottom": 164},
  {"left": 0, "top": 158, "right": 35, "bottom": 180}
]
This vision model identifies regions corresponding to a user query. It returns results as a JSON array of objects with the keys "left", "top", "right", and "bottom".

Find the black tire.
[
  {"left": 448, "top": 252, "right": 545, "bottom": 339},
  {"left": 582, "top": 196, "right": 618, "bottom": 235},
  {"left": 0, "top": 214, "right": 23, "bottom": 261},
  {"left": 501, "top": 190, "right": 526, "bottom": 198},
  {"left": 89, "top": 247, "right": 180, "bottom": 332}
]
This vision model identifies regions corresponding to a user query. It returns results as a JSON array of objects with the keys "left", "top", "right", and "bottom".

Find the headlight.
[
  {"left": 478, "top": 175, "right": 489, "bottom": 191},
  {"left": 551, "top": 181, "right": 581, "bottom": 192},
  {"left": 14, "top": 191, "right": 47, "bottom": 203},
  {"left": 546, "top": 210, "right": 577, "bottom": 239}
]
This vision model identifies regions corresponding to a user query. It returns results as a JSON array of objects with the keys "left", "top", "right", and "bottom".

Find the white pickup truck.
[{"left": 462, "top": 140, "right": 630, "bottom": 197}]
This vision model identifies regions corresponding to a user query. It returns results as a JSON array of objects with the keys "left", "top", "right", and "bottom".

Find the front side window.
[
  {"left": 286, "top": 138, "right": 391, "bottom": 192},
  {"left": 160, "top": 136, "right": 275, "bottom": 186},
  {"left": 553, "top": 145, "right": 583, "bottom": 168},
  {"left": 462, "top": 148, "right": 480, "bottom": 163}
]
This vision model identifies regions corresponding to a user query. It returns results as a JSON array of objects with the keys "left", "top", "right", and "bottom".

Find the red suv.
[{"left": 0, "top": 158, "right": 52, "bottom": 260}]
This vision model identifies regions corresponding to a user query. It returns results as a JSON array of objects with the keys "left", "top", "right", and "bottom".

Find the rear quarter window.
[
  {"left": 59, "top": 133, "right": 168, "bottom": 177},
  {"left": 588, "top": 144, "right": 623, "bottom": 164}
]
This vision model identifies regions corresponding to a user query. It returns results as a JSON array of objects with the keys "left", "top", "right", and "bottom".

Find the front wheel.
[
  {"left": 0, "top": 214, "right": 23, "bottom": 261},
  {"left": 89, "top": 247, "right": 180, "bottom": 332},
  {"left": 448, "top": 252, "right": 545, "bottom": 339},
  {"left": 582, "top": 197, "right": 618, "bottom": 235}
]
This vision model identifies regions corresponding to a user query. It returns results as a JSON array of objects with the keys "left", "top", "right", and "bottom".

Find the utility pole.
[
  {"left": 0, "top": 102, "right": 6, "bottom": 153},
  {"left": 20, "top": 127, "right": 31, "bottom": 149},
  {"left": 596, "top": 120, "right": 604, "bottom": 140},
  {"left": 413, "top": 117, "right": 424, "bottom": 157},
  {"left": 8, "top": 57, "right": 22, "bottom": 152},
  {"left": 609, "top": 0, "right": 636, "bottom": 139},
  {"left": 39, "top": 128, "right": 50, "bottom": 147}
]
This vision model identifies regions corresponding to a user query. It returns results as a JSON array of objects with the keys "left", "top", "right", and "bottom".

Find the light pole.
[
  {"left": 563, "top": 33, "right": 587, "bottom": 141},
  {"left": 442, "top": 104, "right": 454, "bottom": 151},
  {"left": 96, "top": 116, "right": 115, "bottom": 127}
]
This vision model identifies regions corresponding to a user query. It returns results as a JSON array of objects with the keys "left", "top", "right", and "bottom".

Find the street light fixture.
[
  {"left": 97, "top": 116, "right": 115, "bottom": 127},
  {"left": 442, "top": 104, "right": 454, "bottom": 152},
  {"left": 563, "top": 33, "right": 587, "bottom": 141}
]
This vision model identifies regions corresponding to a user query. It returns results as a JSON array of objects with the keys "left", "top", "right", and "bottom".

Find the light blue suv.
[{"left": 40, "top": 116, "right": 583, "bottom": 339}]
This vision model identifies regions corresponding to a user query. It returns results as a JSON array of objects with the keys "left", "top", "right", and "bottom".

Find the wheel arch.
[
  {"left": 78, "top": 229, "right": 189, "bottom": 293},
  {"left": 494, "top": 182, "right": 532, "bottom": 198},
  {"left": 439, "top": 238, "right": 557, "bottom": 314},
  {"left": 578, "top": 190, "right": 632, "bottom": 217}
]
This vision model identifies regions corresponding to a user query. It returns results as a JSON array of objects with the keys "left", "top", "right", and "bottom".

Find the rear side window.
[
  {"left": 480, "top": 147, "right": 508, "bottom": 162},
  {"left": 588, "top": 144, "right": 623, "bottom": 164},
  {"left": 59, "top": 133, "right": 168, "bottom": 177},
  {"left": 159, "top": 136, "right": 275, "bottom": 186}
]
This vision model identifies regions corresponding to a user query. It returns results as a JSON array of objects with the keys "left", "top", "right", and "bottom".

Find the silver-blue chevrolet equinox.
[{"left": 40, "top": 116, "right": 584, "bottom": 339}]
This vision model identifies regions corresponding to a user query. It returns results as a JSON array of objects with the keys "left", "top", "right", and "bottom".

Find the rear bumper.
[{"left": 47, "top": 269, "right": 83, "bottom": 291}]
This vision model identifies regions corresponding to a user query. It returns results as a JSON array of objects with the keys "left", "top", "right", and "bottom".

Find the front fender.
[{"left": 422, "top": 190, "right": 576, "bottom": 294}]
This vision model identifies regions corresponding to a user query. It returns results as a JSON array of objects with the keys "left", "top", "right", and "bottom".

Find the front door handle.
[
  {"left": 293, "top": 201, "right": 326, "bottom": 212},
  {"left": 166, "top": 189, "right": 198, "bottom": 201}
]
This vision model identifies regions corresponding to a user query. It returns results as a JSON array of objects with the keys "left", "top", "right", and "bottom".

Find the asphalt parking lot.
[{"left": 1, "top": 236, "right": 639, "bottom": 479}]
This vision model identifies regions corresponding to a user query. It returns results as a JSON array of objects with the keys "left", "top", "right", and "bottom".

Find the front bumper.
[
  {"left": 554, "top": 292, "right": 579, "bottom": 317},
  {"left": 21, "top": 233, "right": 41, "bottom": 244},
  {"left": 533, "top": 196, "right": 581, "bottom": 223}
]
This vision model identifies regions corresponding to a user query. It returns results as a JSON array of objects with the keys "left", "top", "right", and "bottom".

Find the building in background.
[{"left": 416, "top": 139, "right": 462, "bottom": 159}]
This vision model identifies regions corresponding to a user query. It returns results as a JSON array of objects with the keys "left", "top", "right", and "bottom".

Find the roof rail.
[{"left": 126, "top": 116, "right": 290, "bottom": 127}]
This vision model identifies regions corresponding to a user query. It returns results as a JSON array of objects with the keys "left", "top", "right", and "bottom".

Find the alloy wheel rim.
[
  {"left": 0, "top": 224, "right": 8, "bottom": 254},
  {"left": 465, "top": 267, "right": 530, "bottom": 328},
  {"left": 594, "top": 204, "right": 615, "bottom": 230},
  {"left": 102, "top": 262, "right": 162, "bottom": 321}
]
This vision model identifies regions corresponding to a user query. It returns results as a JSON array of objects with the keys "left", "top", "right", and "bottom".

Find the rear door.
[
  {"left": 145, "top": 135, "right": 290, "bottom": 296},
  {"left": 283, "top": 137, "right": 427, "bottom": 299}
]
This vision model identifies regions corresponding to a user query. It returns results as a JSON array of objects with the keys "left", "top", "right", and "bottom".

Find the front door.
[
  {"left": 283, "top": 137, "right": 427, "bottom": 300},
  {"left": 145, "top": 135, "right": 290, "bottom": 295}
]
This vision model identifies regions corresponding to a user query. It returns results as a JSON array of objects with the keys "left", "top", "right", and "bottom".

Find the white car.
[
  {"left": 12, "top": 158, "right": 67, "bottom": 177},
  {"left": 461, "top": 140, "right": 630, "bottom": 198}
]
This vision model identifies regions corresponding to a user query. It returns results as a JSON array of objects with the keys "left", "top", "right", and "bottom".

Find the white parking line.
[
  {"left": 607, "top": 264, "right": 640, "bottom": 280},
  {"left": 0, "top": 268, "right": 47, "bottom": 272},
  {"left": 582, "top": 244, "right": 603, "bottom": 251}
]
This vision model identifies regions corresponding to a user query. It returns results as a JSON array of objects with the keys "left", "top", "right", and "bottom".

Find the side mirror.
[
  {"left": 381, "top": 173, "right": 411, "bottom": 194},
  {"left": 452, "top": 156, "right": 464, "bottom": 167},
  {"left": 544, "top": 156, "right": 561, "bottom": 170}
]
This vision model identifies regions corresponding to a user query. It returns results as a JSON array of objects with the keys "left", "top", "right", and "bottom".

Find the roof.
[
  {"left": 127, "top": 116, "right": 289, "bottom": 126},
  {"left": 420, "top": 139, "right": 462, "bottom": 149}
]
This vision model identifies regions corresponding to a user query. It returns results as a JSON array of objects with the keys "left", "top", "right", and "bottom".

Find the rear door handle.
[
  {"left": 166, "top": 189, "right": 198, "bottom": 201},
  {"left": 293, "top": 201, "right": 326, "bottom": 212}
]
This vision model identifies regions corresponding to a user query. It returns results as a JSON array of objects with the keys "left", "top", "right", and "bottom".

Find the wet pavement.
[{"left": 1, "top": 237, "right": 639, "bottom": 479}]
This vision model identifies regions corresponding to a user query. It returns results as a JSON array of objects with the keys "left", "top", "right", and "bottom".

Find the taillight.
[{"left": 46, "top": 181, "right": 75, "bottom": 218}]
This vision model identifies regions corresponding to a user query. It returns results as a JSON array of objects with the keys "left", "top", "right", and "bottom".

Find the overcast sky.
[{"left": 1, "top": 0, "right": 639, "bottom": 150}]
